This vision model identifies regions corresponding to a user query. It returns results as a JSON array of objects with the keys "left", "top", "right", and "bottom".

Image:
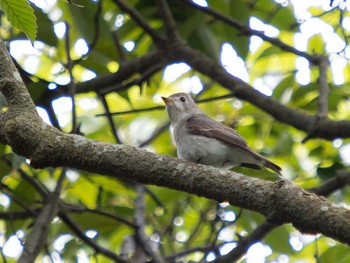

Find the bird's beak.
[{"left": 161, "top": 96, "right": 173, "bottom": 105}]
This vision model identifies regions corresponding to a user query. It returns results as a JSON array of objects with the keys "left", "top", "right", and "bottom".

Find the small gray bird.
[{"left": 162, "top": 93, "right": 282, "bottom": 175}]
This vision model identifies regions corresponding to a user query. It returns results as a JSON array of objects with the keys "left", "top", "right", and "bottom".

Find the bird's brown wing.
[
  {"left": 186, "top": 114, "right": 282, "bottom": 175},
  {"left": 185, "top": 114, "right": 248, "bottom": 149}
]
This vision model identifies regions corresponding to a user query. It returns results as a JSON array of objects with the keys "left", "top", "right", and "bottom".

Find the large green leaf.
[
  {"left": 307, "top": 33, "right": 325, "bottom": 54},
  {"left": 320, "top": 244, "right": 350, "bottom": 263},
  {"left": 0, "top": 0, "right": 37, "bottom": 43},
  {"left": 34, "top": 5, "right": 57, "bottom": 46}
]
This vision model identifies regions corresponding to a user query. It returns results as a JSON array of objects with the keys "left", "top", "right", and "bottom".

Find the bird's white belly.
[{"left": 175, "top": 134, "right": 239, "bottom": 168}]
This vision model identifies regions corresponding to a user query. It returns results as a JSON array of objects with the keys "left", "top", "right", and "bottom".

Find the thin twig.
[
  {"left": 62, "top": 203, "right": 136, "bottom": 229},
  {"left": 112, "top": 30, "right": 127, "bottom": 61},
  {"left": 64, "top": 22, "right": 78, "bottom": 133},
  {"left": 0, "top": 210, "right": 40, "bottom": 220},
  {"left": 96, "top": 94, "right": 235, "bottom": 117},
  {"left": 156, "top": 0, "right": 181, "bottom": 40},
  {"left": 87, "top": 0, "right": 102, "bottom": 53},
  {"left": 138, "top": 121, "right": 170, "bottom": 148},
  {"left": 2, "top": 156, "right": 49, "bottom": 198},
  {"left": 144, "top": 187, "right": 165, "bottom": 208},
  {"left": 112, "top": 0, "right": 163, "bottom": 43},
  {"left": 99, "top": 63, "right": 164, "bottom": 95},
  {"left": 98, "top": 94, "right": 123, "bottom": 144},
  {"left": 59, "top": 212, "right": 129, "bottom": 263},
  {"left": 18, "top": 175, "right": 62, "bottom": 263},
  {"left": 165, "top": 242, "right": 235, "bottom": 262},
  {"left": 317, "top": 56, "right": 329, "bottom": 118},
  {"left": 308, "top": 170, "right": 350, "bottom": 197},
  {"left": 0, "top": 183, "right": 38, "bottom": 216},
  {"left": 210, "top": 221, "right": 277, "bottom": 263},
  {"left": 134, "top": 184, "right": 165, "bottom": 263}
]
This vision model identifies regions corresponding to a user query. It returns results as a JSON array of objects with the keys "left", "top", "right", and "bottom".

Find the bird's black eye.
[{"left": 180, "top": 96, "right": 187, "bottom": 102}]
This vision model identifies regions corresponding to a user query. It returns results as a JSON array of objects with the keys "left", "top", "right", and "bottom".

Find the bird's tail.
[{"left": 263, "top": 159, "right": 282, "bottom": 176}]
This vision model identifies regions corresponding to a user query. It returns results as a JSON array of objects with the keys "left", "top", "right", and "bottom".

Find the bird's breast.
[{"left": 174, "top": 125, "right": 232, "bottom": 166}]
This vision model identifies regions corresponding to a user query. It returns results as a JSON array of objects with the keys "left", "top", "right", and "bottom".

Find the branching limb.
[
  {"left": 75, "top": 52, "right": 165, "bottom": 94},
  {"left": 309, "top": 170, "right": 350, "bottom": 197},
  {"left": 209, "top": 221, "right": 277, "bottom": 263},
  {"left": 2, "top": 156, "right": 49, "bottom": 197},
  {"left": 17, "top": 170, "right": 65, "bottom": 263},
  {"left": 99, "top": 63, "right": 164, "bottom": 95},
  {"left": 183, "top": 0, "right": 320, "bottom": 64},
  {"left": 134, "top": 184, "right": 165, "bottom": 263},
  {"left": 59, "top": 212, "right": 129, "bottom": 263},
  {"left": 0, "top": 210, "right": 39, "bottom": 220}
]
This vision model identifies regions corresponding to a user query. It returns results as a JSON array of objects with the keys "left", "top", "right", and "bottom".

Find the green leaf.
[
  {"left": 0, "top": 0, "right": 37, "bottom": 43},
  {"left": 320, "top": 244, "right": 350, "bottom": 263},
  {"left": 307, "top": 33, "right": 325, "bottom": 54},
  {"left": 317, "top": 162, "right": 345, "bottom": 180},
  {"left": 33, "top": 5, "right": 57, "bottom": 46},
  {"left": 272, "top": 74, "right": 295, "bottom": 100}
]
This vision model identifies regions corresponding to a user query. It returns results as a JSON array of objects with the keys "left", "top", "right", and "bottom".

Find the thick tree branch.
[
  {"left": 1, "top": 37, "right": 350, "bottom": 251},
  {"left": 7, "top": 122, "right": 350, "bottom": 246},
  {"left": 75, "top": 51, "right": 165, "bottom": 94},
  {"left": 211, "top": 170, "right": 350, "bottom": 263},
  {"left": 184, "top": 0, "right": 320, "bottom": 64}
]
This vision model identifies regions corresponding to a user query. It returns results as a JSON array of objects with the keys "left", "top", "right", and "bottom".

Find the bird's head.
[{"left": 162, "top": 93, "right": 201, "bottom": 123}]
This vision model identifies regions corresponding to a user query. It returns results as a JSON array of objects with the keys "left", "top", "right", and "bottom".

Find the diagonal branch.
[
  {"left": 59, "top": 212, "right": 129, "bottom": 263},
  {"left": 75, "top": 51, "right": 165, "bottom": 94},
  {"left": 156, "top": 0, "right": 181, "bottom": 40},
  {"left": 134, "top": 184, "right": 165, "bottom": 263},
  {"left": 112, "top": 0, "right": 163, "bottom": 43},
  {"left": 210, "top": 221, "right": 277, "bottom": 263},
  {"left": 17, "top": 170, "right": 65, "bottom": 263},
  {"left": 183, "top": 0, "right": 320, "bottom": 64},
  {"left": 169, "top": 43, "right": 350, "bottom": 140}
]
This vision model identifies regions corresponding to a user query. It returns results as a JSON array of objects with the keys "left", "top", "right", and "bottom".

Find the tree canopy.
[{"left": 0, "top": 0, "right": 350, "bottom": 262}]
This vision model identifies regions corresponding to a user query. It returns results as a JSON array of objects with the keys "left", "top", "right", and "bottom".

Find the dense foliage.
[{"left": 0, "top": 0, "right": 350, "bottom": 262}]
